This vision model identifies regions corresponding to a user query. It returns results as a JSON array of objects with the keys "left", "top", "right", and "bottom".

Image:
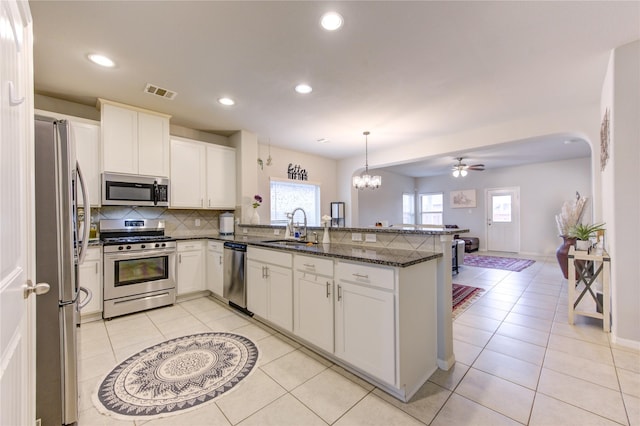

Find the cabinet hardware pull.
[
  {"left": 95, "top": 263, "right": 98, "bottom": 274},
  {"left": 219, "top": 256, "right": 222, "bottom": 265},
  {"left": 201, "top": 198, "right": 204, "bottom": 207},
  {"left": 352, "top": 273, "right": 369, "bottom": 279},
  {"left": 179, "top": 254, "right": 182, "bottom": 263},
  {"left": 265, "top": 266, "right": 269, "bottom": 278},
  {"left": 326, "top": 281, "right": 331, "bottom": 298},
  {"left": 303, "top": 263, "right": 315, "bottom": 268},
  {"left": 337, "top": 285, "right": 342, "bottom": 301},
  {"left": 209, "top": 199, "right": 211, "bottom": 207}
]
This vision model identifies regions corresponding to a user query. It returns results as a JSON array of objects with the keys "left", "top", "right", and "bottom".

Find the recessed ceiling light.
[
  {"left": 321, "top": 12, "right": 343, "bottom": 31},
  {"left": 218, "top": 97, "right": 235, "bottom": 106},
  {"left": 88, "top": 54, "right": 115, "bottom": 68},
  {"left": 295, "top": 84, "right": 313, "bottom": 94},
  {"left": 317, "top": 138, "right": 329, "bottom": 143}
]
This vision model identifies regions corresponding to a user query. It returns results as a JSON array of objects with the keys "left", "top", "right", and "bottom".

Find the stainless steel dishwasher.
[{"left": 223, "top": 242, "right": 251, "bottom": 314}]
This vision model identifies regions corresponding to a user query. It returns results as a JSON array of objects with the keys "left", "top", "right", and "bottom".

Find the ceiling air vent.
[{"left": 144, "top": 83, "right": 177, "bottom": 100}]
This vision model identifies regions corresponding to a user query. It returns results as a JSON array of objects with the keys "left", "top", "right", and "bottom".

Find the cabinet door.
[
  {"left": 78, "top": 248, "right": 102, "bottom": 316},
  {"left": 247, "top": 260, "right": 268, "bottom": 318},
  {"left": 71, "top": 121, "right": 101, "bottom": 207},
  {"left": 335, "top": 281, "right": 396, "bottom": 385},
  {"left": 267, "top": 264, "right": 293, "bottom": 332},
  {"left": 138, "top": 112, "right": 170, "bottom": 177},
  {"left": 170, "top": 138, "right": 206, "bottom": 208},
  {"left": 206, "top": 249, "right": 224, "bottom": 297},
  {"left": 206, "top": 145, "right": 236, "bottom": 209},
  {"left": 294, "top": 271, "right": 333, "bottom": 352},
  {"left": 177, "top": 246, "right": 205, "bottom": 295},
  {"left": 101, "top": 103, "right": 138, "bottom": 174}
]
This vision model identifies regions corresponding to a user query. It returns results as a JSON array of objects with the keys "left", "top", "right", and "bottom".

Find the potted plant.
[{"left": 568, "top": 222, "right": 606, "bottom": 250}]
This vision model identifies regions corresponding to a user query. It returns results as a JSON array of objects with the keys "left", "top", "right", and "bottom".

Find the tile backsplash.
[{"left": 91, "top": 207, "right": 233, "bottom": 237}]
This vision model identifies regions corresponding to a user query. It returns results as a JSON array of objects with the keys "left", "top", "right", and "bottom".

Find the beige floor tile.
[
  {"left": 373, "top": 379, "right": 451, "bottom": 424},
  {"left": 463, "top": 303, "right": 510, "bottom": 321},
  {"left": 161, "top": 325, "right": 213, "bottom": 341},
  {"left": 473, "top": 349, "right": 541, "bottom": 390},
  {"left": 144, "top": 303, "right": 191, "bottom": 324},
  {"left": 516, "top": 295, "right": 558, "bottom": 311},
  {"left": 551, "top": 320, "right": 611, "bottom": 347},
  {"left": 618, "top": 367, "right": 640, "bottom": 399},
  {"left": 496, "top": 322, "right": 550, "bottom": 347},
  {"left": 503, "top": 311, "right": 553, "bottom": 333},
  {"left": 233, "top": 322, "right": 276, "bottom": 342},
  {"left": 613, "top": 347, "right": 640, "bottom": 373},
  {"left": 623, "top": 393, "right": 640, "bottom": 426},
  {"left": 152, "top": 314, "right": 206, "bottom": 335},
  {"left": 79, "top": 335, "right": 114, "bottom": 360},
  {"left": 112, "top": 335, "right": 167, "bottom": 362},
  {"left": 474, "top": 296, "right": 517, "bottom": 312},
  {"left": 238, "top": 394, "right": 326, "bottom": 426},
  {"left": 455, "top": 311, "right": 503, "bottom": 333},
  {"left": 431, "top": 393, "right": 521, "bottom": 426},
  {"left": 291, "top": 368, "right": 369, "bottom": 424},
  {"left": 215, "top": 368, "right": 286, "bottom": 425},
  {"left": 543, "top": 348, "right": 619, "bottom": 390},
  {"left": 428, "top": 362, "right": 470, "bottom": 391},
  {"left": 547, "top": 334, "right": 614, "bottom": 366},
  {"left": 141, "top": 400, "right": 231, "bottom": 426},
  {"left": 255, "top": 334, "right": 298, "bottom": 366},
  {"left": 261, "top": 349, "right": 329, "bottom": 391},
  {"left": 529, "top": 393, "right": 621, "bottom": 426},
  {"left": 482, "top": 291, "right": 521, "bottom": 304},
  {"left": 334, "top": 393, "right": 424, "bottom": 426},
  {"left": 537, "top": 368, "right": 628, "bottom": 424},
  {"left": 206, "top": 312, "right": 252, "bottom": 331},
  {"left": 78, "top": 405, "right": 136, "bottom": 426},
  {"left": 486, "top": 333, "right": 546, "bottom": 366},
  {"left": 78, "top": 351, "right": 117, "bottom": 382},
  {"left": 453, "top": 339, "right": 483, "bottom": 366},
  {"left": 455, "top": 367, "right": 535, "bottom": 424},
  {"left": 107, "top": 323, "right": 164, "bottom": 349},
  {"left": 510, "top": 303, "right": 556, "bottom": 321},
  {"left": 330, "top": 365, "right": 376, "bottom": 392},
  {"left": 453, "top": 322, "right": 494, "bottom": 347}
]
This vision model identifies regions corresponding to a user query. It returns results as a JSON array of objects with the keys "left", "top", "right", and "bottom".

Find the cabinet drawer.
[
  {"left": 177, "top": 240, "right": 204, "bottom": 252},
  {"left": 84, "top": 247, "right": 102, "bottom": 261},
  {"left": 294, "top": 254, "right": 333, "bottom": 277},
  {"left": 336, "top": 261, "right": 394, "bottom": 291},
  {"left": 208, "top": 241, "right": 223, "bottom": 252},
  {"left": 248, "top": 247, "right": 292, "bottom": 268}
]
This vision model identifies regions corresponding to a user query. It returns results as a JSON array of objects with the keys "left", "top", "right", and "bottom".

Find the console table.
[{"left": 567, "top": 246, "right": 611, "bottom": 332}]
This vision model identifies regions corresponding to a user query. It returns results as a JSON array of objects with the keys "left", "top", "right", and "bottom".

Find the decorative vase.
[
  {"left": 556, "top": 235, "right": 576, "bottom": 279},
  {"left": 322, "top": 224, "right": 330, "bottom": 244},
  {"left": 250, "top": 209, "right": 260, "bottom": 225}
]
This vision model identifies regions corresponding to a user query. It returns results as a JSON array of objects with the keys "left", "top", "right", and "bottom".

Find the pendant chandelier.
[{"left": 352, "top": 131, "right": 381, "bottom": 190}]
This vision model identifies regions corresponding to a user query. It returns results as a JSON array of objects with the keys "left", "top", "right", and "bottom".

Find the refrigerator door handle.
[{"left": 76, "top": 161, "right": 90, "bottom": 264}]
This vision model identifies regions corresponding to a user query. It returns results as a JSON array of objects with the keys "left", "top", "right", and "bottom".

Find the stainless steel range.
[{"left": 100, "top": 219, "right": 176, "bottom": 319}]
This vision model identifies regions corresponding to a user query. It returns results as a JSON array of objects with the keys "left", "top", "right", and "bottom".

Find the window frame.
[
  {"left": 269, "top": 177, "right": 322, "bottom": 226},
  {"left": 418, "top": 192, "right": 444, "bottom": 225}
]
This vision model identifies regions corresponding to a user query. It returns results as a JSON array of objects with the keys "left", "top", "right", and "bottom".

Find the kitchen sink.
[{"left": 262, "top": 239, "right": 316, "bottom": 248}]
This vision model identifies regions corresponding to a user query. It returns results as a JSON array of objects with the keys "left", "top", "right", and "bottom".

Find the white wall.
[
  {"left": 357, "top": 170, "right": 415, "bottom": 226},
  {"left": 256, "top": 144, "right": 338, "bottom": 224},
  {"left": 359, "top": 157, "right": 591, "bottom": 256},
  {"left": 601, "top": 40, "right": 640, "bottom": 346}
]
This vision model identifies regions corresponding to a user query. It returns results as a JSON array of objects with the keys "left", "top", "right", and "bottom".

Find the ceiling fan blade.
[{"left": 468, "top": 164, "right": 485, "bottom": 171}]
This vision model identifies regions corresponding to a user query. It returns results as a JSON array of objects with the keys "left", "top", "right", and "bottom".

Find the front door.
[
  {"left": 486, "top": 187, "right": 520, "bottom": 252},
  {"left": 0, "top": 2, "right": 34, "bottom": 424}
]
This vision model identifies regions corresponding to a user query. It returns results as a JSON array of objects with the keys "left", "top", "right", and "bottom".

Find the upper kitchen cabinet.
[
  {"left": 72, "top": 120, "right": 101, "bottom": 207},
  {"left": 170, "top": 136, "right": 236, "bottom": 209},
  {"left": 98, "top": 99, "right": 171, "bottom": 177}
]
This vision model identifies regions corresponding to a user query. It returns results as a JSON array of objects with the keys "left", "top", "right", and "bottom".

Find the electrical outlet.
[
  {"left": 274, "top": 229, "right": 280, "bottom": 235},
  {"left": 365, "top": 233, "right": 376, "bottom": 243},
  {"left": 195, "top": 219, "right": 201, "bottom": 227},
  {"left": 351, "top": 232, "right": 362, "bottom": 242},
  {"left": 243, "top": 228, "right": 248, "bottom": 234}
]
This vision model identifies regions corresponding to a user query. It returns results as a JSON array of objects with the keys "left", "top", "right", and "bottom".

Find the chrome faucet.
[{"left": 287, "top": 207, "right": 308, "bottom": 241}]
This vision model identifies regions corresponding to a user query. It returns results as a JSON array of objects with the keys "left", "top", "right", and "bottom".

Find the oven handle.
[{"left": 104, "top": 248, "right": 176, "bottom": 260}]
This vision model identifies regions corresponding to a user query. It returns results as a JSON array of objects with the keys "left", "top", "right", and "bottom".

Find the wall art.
[{"left": 450, "top": 189, "right": 476, "bottom": 208}]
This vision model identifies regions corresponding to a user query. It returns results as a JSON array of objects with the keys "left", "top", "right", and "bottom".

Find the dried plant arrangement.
[{"left": 555, "top": 191, "right": 587, "bottom": 236}]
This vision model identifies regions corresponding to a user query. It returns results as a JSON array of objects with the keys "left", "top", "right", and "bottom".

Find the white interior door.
[
  {"left": 0, "top": 1, "right": 34, "bottom": 425},
  {"left": 486, "top": 187, "right": 520, "bottom": 252}
]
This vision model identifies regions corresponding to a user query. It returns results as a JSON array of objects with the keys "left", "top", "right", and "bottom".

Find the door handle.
[{"left": 24, "top": 280, "right": 50, "bottom": 298}]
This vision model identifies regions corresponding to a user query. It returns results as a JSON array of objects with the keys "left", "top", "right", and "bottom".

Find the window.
[
  {"left": 419, "top": 192, "right": 443, "bottom": 225},
  {"left": 402, "top": 193, "right": 415, "bottom": 224},
  {"left": 270, "top": 179, "right": 321, "bottom": 226}
]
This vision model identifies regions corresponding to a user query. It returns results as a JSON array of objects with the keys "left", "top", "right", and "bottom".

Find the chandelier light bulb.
[{"left": 353, "top": 131, "right": 381, "bottom": 190}]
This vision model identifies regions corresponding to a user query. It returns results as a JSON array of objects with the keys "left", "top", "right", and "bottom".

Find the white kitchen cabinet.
[
  {"left": 247, "top": 247, "right": 293, "bottom": 331},
  {"left": 335, "top": 261, "right": 396, "bottom": 386},
  {"left": 72, "top": 120, "right": 101, "bottom": 207},
  {"left": 206, "top": 241, "right": 224, "bottom": 298},
  {"left": 99, "top": 99, "right": 170, "bottom": 177},
  {"left": 78, "top": 247, "right": 102, "bottom": 320},
  {"left": 170, "top": 136, "right": 236, "bottom": 209},
  {"left": 170, "top": 138, "right": 206, "bottom": 208},
  {"left": 293, "top": 254, "right": 334, "bottom": 352},
  {"left": 177, "top": 241, "right": 205, "bottom": 295}
]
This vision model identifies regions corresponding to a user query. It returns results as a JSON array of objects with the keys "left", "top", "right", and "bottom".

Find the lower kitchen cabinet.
[
  {"left": 206, "top": 241, "right": 224, "bottom": 298},
  {"left": 79, "top": 246, "right": 102, "bottom": 320},
  {"left": 247, "top": 247, "right": 293, "bottom": 331},
  {"left": 293, "top": 254, "right": 334, "bottom": 353},
  {"left": 177, "top": 241, "right": 205, "bottom": 295}
]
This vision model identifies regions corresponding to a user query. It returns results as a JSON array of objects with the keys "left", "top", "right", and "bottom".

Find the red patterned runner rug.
[
  {"left": 463, "top": 254, "right": 535, "bottom": 272},
  {"left": 452, "top": 283, "right": 484, "bottom": 318}
]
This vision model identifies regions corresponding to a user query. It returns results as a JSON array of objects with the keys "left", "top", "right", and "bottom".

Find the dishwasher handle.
[{"left": 223, "top": 241, "right": 247, "bottom": 252}]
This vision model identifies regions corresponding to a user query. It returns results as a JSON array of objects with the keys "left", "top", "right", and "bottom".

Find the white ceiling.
[{"left": 30, "top": 1, "right": 639, "bottom": 173}]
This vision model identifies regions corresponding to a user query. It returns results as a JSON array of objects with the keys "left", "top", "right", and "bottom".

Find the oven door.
[{"left": 104, "top": 248, "right": 176, "bottom": 300}]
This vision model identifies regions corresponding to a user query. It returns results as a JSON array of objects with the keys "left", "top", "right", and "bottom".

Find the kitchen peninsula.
[{"left": 173, "top": 224, "right": 462, "bottom": 402}]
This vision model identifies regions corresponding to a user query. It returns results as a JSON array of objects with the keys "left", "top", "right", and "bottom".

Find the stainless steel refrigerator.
[{"left": 35, "top": 115, "right": 90, "bottom": 426}]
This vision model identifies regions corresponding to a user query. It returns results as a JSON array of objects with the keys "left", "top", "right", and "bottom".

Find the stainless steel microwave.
[{"left": 102, "top": 172, "right": 169, "bottom": 207}]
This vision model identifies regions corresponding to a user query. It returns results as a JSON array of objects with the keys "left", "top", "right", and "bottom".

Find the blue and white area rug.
[{"left": 93, "top": 332, "right": 259, "bottom": 421}]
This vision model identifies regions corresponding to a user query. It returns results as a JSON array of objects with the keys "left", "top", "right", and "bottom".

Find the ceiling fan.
[{"left": 452, "top": 157, "right": 485, "bottom": 177}]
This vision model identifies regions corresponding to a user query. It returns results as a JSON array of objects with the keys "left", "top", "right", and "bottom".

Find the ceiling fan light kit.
[
  {"left": 353, "top": 131, "right": 381, "bottom": 190},
  {"left": 452, "top": 157, "right": 484, "bottom": 177}
]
